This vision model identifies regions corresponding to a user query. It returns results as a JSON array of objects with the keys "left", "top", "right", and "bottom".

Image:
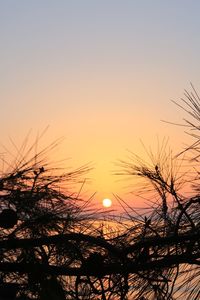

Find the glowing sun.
[{"left": 102, "top": 198, "right": 112, "bottom": 208}]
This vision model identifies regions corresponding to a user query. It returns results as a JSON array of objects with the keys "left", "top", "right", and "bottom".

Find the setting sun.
[{"left": 102, "top": 198, "right": 112, "bottom": 208}]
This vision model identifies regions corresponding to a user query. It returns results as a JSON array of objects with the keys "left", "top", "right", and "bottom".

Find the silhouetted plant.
[
  {"left": 1, "top": 87, "right": 200, "bottom": 299},
  {"left": 117, "top": 85, "right": 200, "bottom": 299}
]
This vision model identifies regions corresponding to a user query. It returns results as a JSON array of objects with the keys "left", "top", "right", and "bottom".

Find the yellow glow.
[{"left": 102, "top": 198, "right": 112, "bottom": 208}]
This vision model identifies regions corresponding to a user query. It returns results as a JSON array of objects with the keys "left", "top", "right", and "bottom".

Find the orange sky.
[{"left": 0, "top": 1, "right": 199, "bottom": 209}]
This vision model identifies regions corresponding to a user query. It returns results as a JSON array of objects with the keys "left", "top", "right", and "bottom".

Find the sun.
[{"left": 102, "top": 198, "right": 112, "bottom": 208}]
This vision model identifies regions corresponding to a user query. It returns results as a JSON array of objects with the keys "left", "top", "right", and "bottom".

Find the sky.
[{"left": 1, "top": 1, "right": 200, "bottom": 209}]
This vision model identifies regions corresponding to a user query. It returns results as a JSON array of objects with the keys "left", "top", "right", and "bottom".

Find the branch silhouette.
[{"left": 1, "top": 87, "right": 200, "bottom": 299}]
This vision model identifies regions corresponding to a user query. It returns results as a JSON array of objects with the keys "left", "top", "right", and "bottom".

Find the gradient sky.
[{"left": 1, "top": 1, "right": 200, "bottom": 208}]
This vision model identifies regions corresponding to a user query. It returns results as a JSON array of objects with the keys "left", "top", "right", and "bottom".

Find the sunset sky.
[{"left": 1, "top": 1, "right": 200, "bottom": 208}]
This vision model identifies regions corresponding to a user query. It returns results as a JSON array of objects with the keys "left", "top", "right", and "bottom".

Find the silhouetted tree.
[{"left": 0, "top": 86, "right": 200, "bottom": 299}]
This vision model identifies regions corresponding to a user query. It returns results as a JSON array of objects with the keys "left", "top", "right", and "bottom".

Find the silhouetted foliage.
[{"left": 1, "top": 86, "right": 200, "bottom": 299}]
